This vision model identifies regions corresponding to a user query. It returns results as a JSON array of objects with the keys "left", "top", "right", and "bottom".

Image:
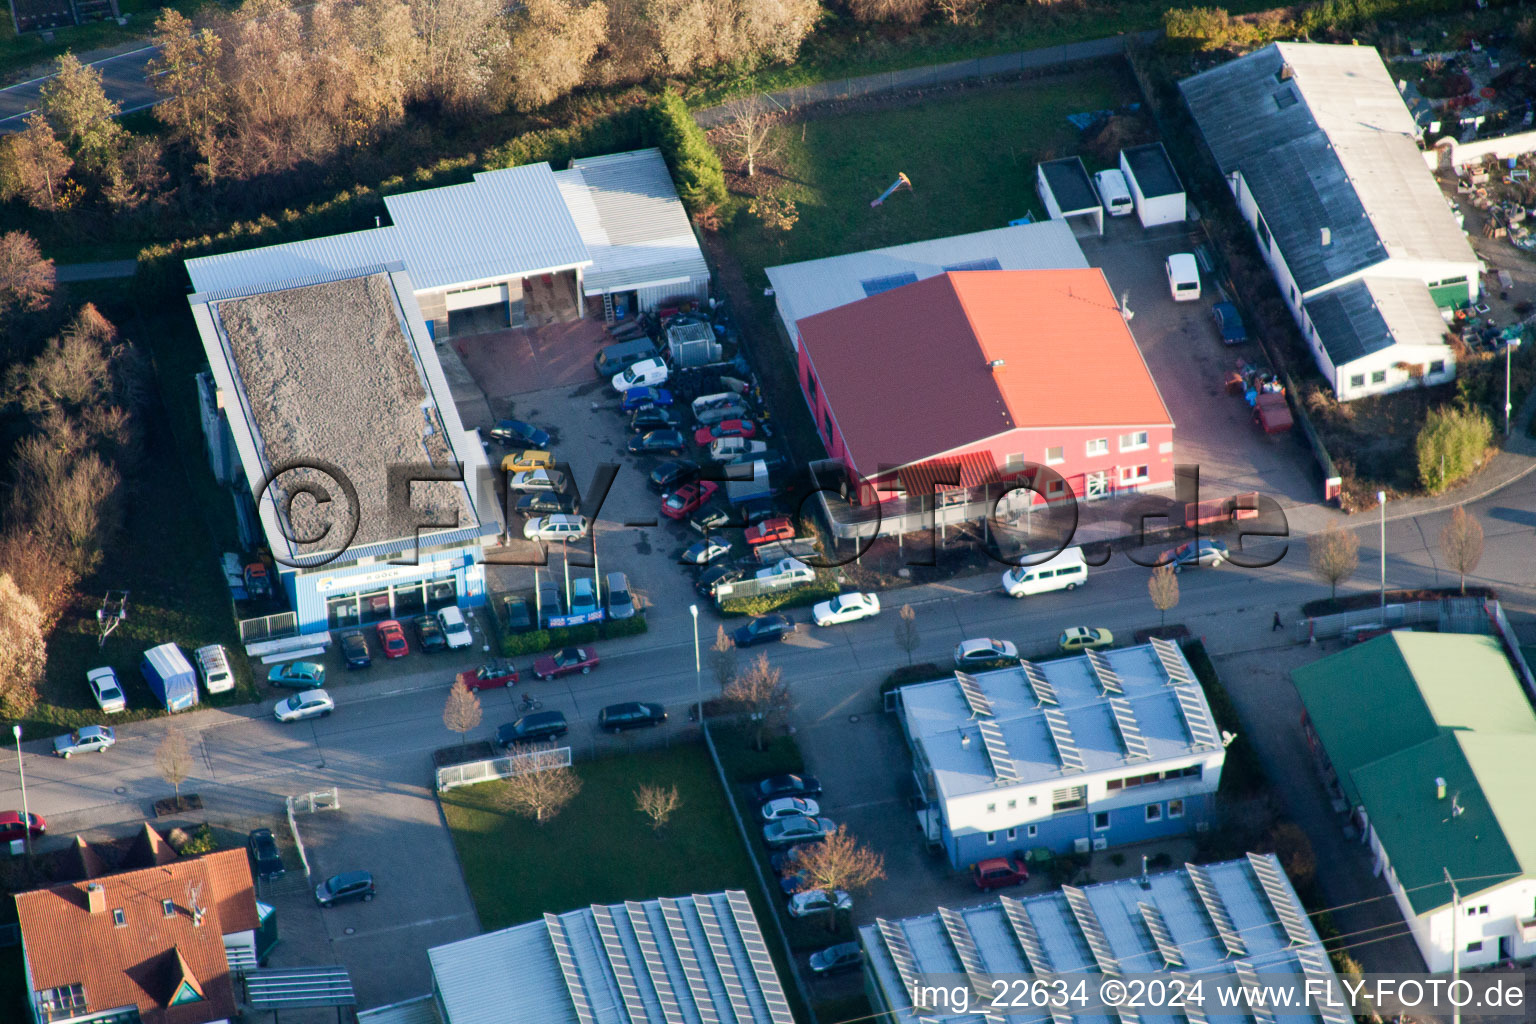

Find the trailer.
[
  {"left": 1253, "top": 392, "right": 1294, "bottom": 434},
  {"left": 142, "top": 643, "right": 200, "bottom": 712},
  {"left": 1183, "top": 493, "right": 1260, "bottom": 529}
]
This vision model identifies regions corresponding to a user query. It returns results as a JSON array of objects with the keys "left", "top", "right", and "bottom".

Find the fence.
[
  {"left": 435, "top": 746, "right": 573, "bottom": 793},
  {"left": 1486, "top": 600, "right": 1536, "bottom": 700},
  {"left": 239, "top": 611, "right": 299, "bottom": 645},
  {"left": 285, "top": 787, "right": 340, "bottom": 879},
  {"left": 1292, "top": 597, "right": 1490, "bottom": 642}
]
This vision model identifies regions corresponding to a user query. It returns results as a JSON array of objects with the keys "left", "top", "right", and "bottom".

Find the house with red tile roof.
[
  {"left": 795, "top": 268, "right": 1174, "bottom": 525},
  {"left": 13, "top": 828, "right": 261, "bottom": 1024}
]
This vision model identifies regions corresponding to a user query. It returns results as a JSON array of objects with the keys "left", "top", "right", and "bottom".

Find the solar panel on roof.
[
  {"left": 659, "top": 898, "right": 721, "bottom": 1024},
  {"left": 1043, "top": 707, "right": 1085, "bottom": 771},
  {"left": 1063, "top": 886, "right": 1121, "bottom": 977},
  {"left": 1175, "top": 685, "right": 1221, "bottom": 750},
  {"left": 938, "top": 907, "right": 1008, "bottom": 1024},
  {"left": 1108, "top": 697, "right": 1152, "bottom": 761},
  {"left": 690, "top": 895, "right": 757, "bottom": 1024},
  {"left": 626, "top": 900, "right": 687, "bottom": 1024},
  {"left": 999, "top": 898, "right": 1076, "bottom": 1024},
  {"left": 1138, "top": 902, "right": 1184, "bottom": 968},
  {"left": 1246, "top": 853, "right": 1313, "bottom": 947},
  {"left": 976, "top": 719, "right": 1020, "bottom": 784},
  {"left": 725, "top": 891, "right": 795, "bottom": 1024},
  {"left": 1170, "top": 974, "right": 1208, "bottom": 1024},
  {"left": 877, "top": 917, "right": 932, "bottom": 1011},
  {"left": 1186, "top": 864, "right": 1247, "bottom": 957},
  {"left": 1232, "top": 962, "right": 1276, "bottom": 1024},
  {"left": 1294, "top": 947, "right": 1353, "bottom": 1024},
  {"left": 1020, "top": 660, "right": 1058, "bottom": 706},
  {"left": 861, "top": 272, "right": 918, "bottom": 297},
  {"left": 545, "top": 912, "right": 600, "bottom": 1024},
  {"left": 943, "top": 258, "right": 1003, "bottom": 272},
  {"left": 1150, "top": 637, "right": 1194, "bottom": 684},
  {"left": 1086, "top": 650, "right": 1123, "bottom": 695},
  {"left": 956, "top": 671, "right": 993, "bottom": 718}
]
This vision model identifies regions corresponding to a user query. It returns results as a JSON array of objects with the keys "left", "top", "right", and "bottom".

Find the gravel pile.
[{"left": 219, "top": 273, "right": 474, "bottom": 554}]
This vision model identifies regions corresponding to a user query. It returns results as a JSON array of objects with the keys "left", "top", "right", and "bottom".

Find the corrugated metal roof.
[
  {"left": 1038, "top": 156, "right": 1100, "bottom": 213},
  {"left": 184, "top": 226, "right": 403, "bottom": 295},
  {"left": 357, "top": 995, "right": 443, "bottom": 1024},
  {"left": 766, "top": 221, "right": 1087, "bottom": 340},
  {"left": 1303, "top": 277, "right": 1450, "bottom": 367}
]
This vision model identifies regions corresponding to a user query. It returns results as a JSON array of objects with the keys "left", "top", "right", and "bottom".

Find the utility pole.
[
  {"left": 1445, "top": 867, "right": 1461, "bottom": 1024},
  {"left": 1505, "top": 339, "right": 1513, "bottom": 437}
]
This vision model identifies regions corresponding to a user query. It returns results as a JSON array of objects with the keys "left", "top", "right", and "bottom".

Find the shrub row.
[
  {"left": 881, "top": 662, "right": 948, "bottom": 695},
  {"left": 1181, "top": 639, "right": 1266, "bottom": 798},
  {"left": 716, "top": 576, "right": 842, "bottom": 618},
  {"left": 498, "top": 614, "right": 649, "bottom": 658}
]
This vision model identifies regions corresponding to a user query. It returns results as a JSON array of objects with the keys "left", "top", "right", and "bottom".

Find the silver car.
[
  {"left": 606, "top": 572, "right": 636, "bottom": 620},
  {"left": 53, "top": 725, "right": 116, "bottom": 757}
]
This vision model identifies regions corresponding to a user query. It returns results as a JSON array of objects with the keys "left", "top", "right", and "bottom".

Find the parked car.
[
  {"left": 694, "top": 419, "right": 757, "bottom": 446},
  {"left": 500, "top": 449, "right": 554, "bottom": 473},
  {"left": 537, "top": 581, "right": 563, "bottom": 622},
  {"left": 744, "top": 517, "right": 794, "bottom": 547},
  {"left": 1161, "top": 538, "right": 1230, "bottom": 572},
  {"left": 315, "top": 870, "right": 375, "bottom": 907},
  {"left": 953, "top": 638, "right": 1019, "bottom": 668},
  {"left": 710, "top": 437, "right": 767, "bottom": 462},
  {"left": 628, "top": 430, "right": 688, "bottom": 456},
  {"left": 375, "top": 620, "right": 409, "bottom": 659},
  {"left": 688, "top": 504, "right": 733, "bottom": 535},
  {"left": 437, "top": 606, "right": 473, "bottom": 650},
  {"left": 787, "top": 889, "right": 851, "bottom": 918},
  {"left": 275, "top": 689, "right": 335, "bottom": 722},
  {"left": 0, "top": 811, "right": 46, "bottom": 842},
  {"left": 663, "top": 481, "right": 720, "bottom": 520},
  {"left": 695, "top": 565, "right": 745, "bottom": 599},
  {"left": 532, "top": 646, "right": 599, "bottom": 680},
  {"left": 1058, "top": 626, "right": 1114, "bottom": 653},
  {"left": 972, "top": 855, "right": 1030, "bottom": 891},
  {"left": 594, "top": 338, "right": 661, "bottom": 377},
  {"left": 812, "top": 592, "right": 881, "bottom": 627},
  {"left": 734, "top": 614, "right": 795, "bottom": 648},
  {"left": 194, "top": 644, "right": 235, "bottom": 694},
  {"left": 509, "top": 467, "right": 563, "bottom": 492},
  {"left": 500, "top": 597, "right": 535, "bottom": 634},
  {"left": 606, "top": 572, "right": 636, "bottom": 620},
  {"left": 648, "top": 460, "right": 698, "bottom": 492},
  {"left": 86, "top": 666, "right": 127, "bottom": 713},
  {"left": 457, "top": 659, "right": 519, "bottom": 691},
  {"left": 1093, "top": 167, "right": 1134, "bottom": 216},
  {"left": 622, "top": 386, "right": 673, "bottom": 411},
  {"left": 268, "top": 661, "right": 326, "bottom": 688},
  {"left": 516, "top": 491, "right": 572, "bottom": 516},
  {"left": 524, "top": 514, "right": 590, "bottom": 542},
  {"left": 770, "top": 845, "right": 807, "bottom": 874},
  {"left": 569, "top": 578, "right": 600, "bottom": 617},
  {"left": 628, "top": 406, "right": 678, "bottom": 432},
  {"left": 682, "top": 536, "right": 732, "bottom": 565},
  {"left": 247, "top": 827, "right": 285, "bottom": 881},
  {"left": 340, "top": 632, "right": 372, "bottom": 669},
  {"left": 694, "top": 398, "right": 752, "bottom": 427},
  {"left": 598, "top": 701, "right": 667, "bottom": 732},
  {"left": 490, "top": 419, "right": 550, "bottom": 447},
  {"left": 1166, "top": 252, "right": 1201, "bottom": 302},
  {"left": 1211, "top": 301, "right": 1249, "bottom": 344},
  {"left": 761, "top": 796, "right": 820, "bottom": 821},
  {"left": 612, "top": 357, "right": 669, "bottom": 392},
  {"left": 497, "top": 711, "right": 570, "bottom": 747},
  {"left": 808, "top": 943, "right": 864, "bottom": 976},
  {"left": 52, "top": 725, "right": 115, "bottom": 757},
  {"left": 414, "top": 614, "right": 447, "bottom": 652},
  {"left": 762, "top": 815, "right": 837, "bottom": 849},
  {"left": 757, "top": 558, "right": 814, "bottom": 584},
  {"left": 756, "top": 774, "right": 822, "bottom": 803}
]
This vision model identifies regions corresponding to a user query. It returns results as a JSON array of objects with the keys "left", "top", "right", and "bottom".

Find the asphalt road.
[{"left": 0, "top": 44, "right": 161, "bottom": 132}]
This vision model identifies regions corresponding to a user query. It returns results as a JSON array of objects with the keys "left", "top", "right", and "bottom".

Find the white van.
[
  {"left": 1094, "top": 169, "right": 1134, "bottom": 217},
  {"left": 194, "top": 644, "right": 235, "bottom": 694},
  {"left": 1165, "top": 253, "right": 1201, "bottom": 302},
  {"left": 1000, "top": 546, "right": 1089, "bottom": 598}
]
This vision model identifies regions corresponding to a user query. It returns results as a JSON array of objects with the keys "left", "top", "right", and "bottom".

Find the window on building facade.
[
  {"left": 1371, "top": 370, "right": 1386, "bottom": 384},
  {"left": 1004, "top": 453, "right": 1025, "bottom": 471},
  {"left": 986, "top": 831, "right": 997, "bottom": 845},
  {"left": 1255, "top": 211, "right": 1272, "bottom": 248},
  {"left": 1168, "top": 799, "right": 1185, "bottom": 819},
  {"left": 1120, "top": 465, "right": 1150, "bottom": 484},
  {"left": 1093, "top": 812, "right": 1110, "bottom": 831},
  {"left": 1045, "top": 446, "right": 1064, "bottom": 465},
  {"left": 1145, "top": 804, "right": 1162, "bottom": 822},
  {"left": 1028, "top": 795, "right": 1037, "bottom": 806},
  {"left": 1027, "top": 824, "right": 1038, "bottom": 837},
  {"left": 1119, "top": 431, "right": 1148, "bottom": 451},
  {"left": 1086, "top": 438, "right": 1108, "bottom": 457},
  {"left": 1006, "top": 828, "right": 1017, "bottom": 842},
  {"left": 1467, "top": 941, "right": 1483, "bottom": 953},
  {"left": 1350, "top": 374, "right": 1365, "bottom": 388},
  {"left": 1045, "top": 479, "right": 1066, "bottom": 498},
  {"left": 1052, "top": 786, "right": 1086, "bottom": 811},
  {"left": 1007, "top": 799, "right": 1016, "bottom": 810},
  {"left": 986, "top": 803, "right": 996, "bottom": 814},
  {"left": 805, "top": 370, "right": 817, "bottom": 400},
  {"left": 1430, "top": 360, "right": 1446, "bottom": 375}
]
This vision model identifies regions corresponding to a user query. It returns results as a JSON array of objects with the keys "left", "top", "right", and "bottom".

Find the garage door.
[{"left": 445, "top": 284, "right": 509, "bottom": 311}]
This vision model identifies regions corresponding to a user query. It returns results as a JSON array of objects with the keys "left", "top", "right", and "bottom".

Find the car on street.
[
  {"left": 682, "top": 536, "right": 732, "bottom": 565},
  {"left": 606, "top": 573, "right": 636, "bottom": 619},
  {"left": 628, "top": 430, "right": 688, "bottom": 456},
  {"left": 569, "top": 578, "right": 600, "bottom": 617},
  {"left": 0, "top": 811, "right": 46, "bottom": 842},
  {"left": 515, "top": 491, "right": 572, "bottom": 516},
  {"left": 315, "top": 870, "right": 375, "bottom": 907},
  {"left": 695, "top": 565, "right": 745, "bottom": 599},
  {"left": 268, "top": 661, "right": 326, "bottom": 688},
  {"left": 1161, "top": 538, "right": 1230, "bottom": 572},
  {"left": 744, "top": 517, "right": 794, "bottom": 546},
  {"left": 761, "top": 796, "right": 820, "bottom": 821},
  {"left": 532, "top": 646, "right": 599, "bottom": 680},
  {"left": 1058, "top": 626, "right": 1114, "bottom": 653},
  {"left": 1211, "top": 301, "right": 1249, "bottom": 344},
  {"left": 86, "top": 667, "right": 127, "bottom": 713},
  {"left": 709, "top": 436, "right": 767, "bottom": 462},
  {"left": 808, "top": 943, "right": 864, "bottom": 976},
  {"left": 787, "top": 889, "right": 851, "bottom": 918},
  {"left": 438, "top": 606, "right": 474, "bottom": 649},
  {"left": 649, "top": 460, "right": 698, "bottom": 492},
  {"left": 490, "top": 419, "right": 550, "bottom": 448},
  {"left": 598, "top": 701, "right": 668, "bottom": 732},
  {"left": 458, "top": 659, "right": 519, "bottom": 691},
  {"left": 500, "top": 449, "right": 553, "bottom": 473},
  {"left": 770, "top": 845, "right": 807, "bottom": 874},
  {"left": 972, "top": 855, "right": 1029, "bottom": 890},
  {"left": 762, "top": 815, "right": 836, "bottom": 849},
  {"left": 340, "top": 632, "right": 371, "bottom": 669},
  {"left": 622, "top": 386, "right": 673, "bottom": 411},
  {"left": 663, "top": 480, "right": 719, "bottom": 520},
  {"left": 414, "top": 614, "right": 447, "bottom": 652},
  {"left": 694, "top": 419, "right": 757, "bottom": 447},
  {"left": 953, "top": 638, "right": 1019, "bottom": 668},
  {"left": 612, "top": 357, "right": 669, "bottom": 392},
  {"left": 628, "top": 406, "right": 678, "bottom": 432},
  {"left": 52, "top": 726, "right": 115, "bottom": 758},
  {"left": 734, "top": 614, "right": 795, "bottom": 648},
  {"left": 509, "top": 467, "right": 563, "bottom": 492},
  {"left": 812, "top": 592, "right": 881, "bottom": 627},
  {"left": 524, "top": 514, "right": 590, "bottom": 542},
  {"left": 755, "top": 774, "right": 822, "bottom": 803},
  {"left": 275, "top": 689, "right": 335, "bottom": 722},
  {"left": 497, "top": 711, "right": 570, "bottom": 746},
  {"left": 375, "top": 620, "right": 409, "bottom": 659},
  {"left": 247, "top": 827, "right": 285, "bottom": 880}
]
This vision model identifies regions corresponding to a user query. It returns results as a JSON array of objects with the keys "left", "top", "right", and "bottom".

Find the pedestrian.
[{"left": 1271, "top": 611, "right": 1283, "bottom": 632}]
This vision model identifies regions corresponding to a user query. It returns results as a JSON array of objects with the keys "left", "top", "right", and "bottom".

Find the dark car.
[
  {"left": 594, "top": 338, "right": 661, "bottom": 377},
  {"left": 649, "top": 460, "right": 699, "bottom": 493},
  {"left": 756, "top": 774, "right": 822, "bottom": 803},
  {"left": 629, "top": 406, "right": 678, "bottom": 432},
  {"left": 247, "top": 827, "right": 285, "bottom": 881},
  {"left": 972, "top": 855, "right": 1029, "bottom": 891},
  {"left": 628, "top": 430, "right": 688, "bottom": 456},
  {"left": 599, "top": 701, "right": 668, "bottom": 732},
  {"left": 1211, "top": 301, "right": 1248, "bottom": 344},
  {"left": 622, "top": 386, "right": 673, "bottom": 411},
  {"left": 532, "top": 646, "right": 599, "bottom": 680},
  {"left": 695, "top": 565, "right": 745, "bottom": 599},
  {"left": 315, "top": 870, "right": 375, "bottom": 907},
  {"left": 489, "top": 419, "right": 551, "bottom": 448},
  {"left": 808, "top": 942, "right": 864, "bottom": 976},
  {"left": 537, "top": 580, "right": 563, "bottom": 624},
  {"left": 516, "top": 491, "right": 572, "bottom": 516},
  {"left": 501, "top": 595, "right": 535, "bottom": 633},
  {"left": 1161, "top": 538, "right": 1230, "bottom": 572},
  {"left": 734, "top": 614, "right": 795, "bottom": 648},
  {"left": 688, "top": 504, "right": 734, "bottom": 535},
  {"left": 412, "top": 614, "right": 446, "bottom": 652},
  {"left": 339, "top": 632, "right": 371, "bottom": 669},
  {"left": 497, "top": 711, "right": 570, "bottom": 747}
]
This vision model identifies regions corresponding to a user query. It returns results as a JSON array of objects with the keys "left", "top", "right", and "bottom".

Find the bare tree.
[
  {"left": 634, "top": 782, "right": 682, "bottom": 832},
  {"left": 714, "top": 92, "right": 780, "bottom": 177},
  {"left": 496, "top": 743, "right": 582, "bottom": 823},
  {"left": 0, "top": 529, "right": 76, "bottom": 627},
  {"left": 38, "top": 54, "right": 126, "bottom": 182},
  {"left": 1148, "top": 564, "right": 1179, "bottom": 628},
  {"left": 4, "top": 301, "right": 118, "bottom": 418},
  {"left": 893, "top": 603, "right": 919, "bottom": 665},
  {"left": 791, "top": 825, "right": 887, "bottom": 931},
  {"left": 0, "top": 574, "right": 45, "bottom": 720},
  {"left": 408, "top": 0, "right": 512, "bottom": 113},
  {"left": 1439, "top": 506, "right": 1484, "bottom": 595},
  {"left": 443, "top": 680, "right": 482, "bottom": 750},
  {"left": 148, "top": 9, "right": 230, "bottom": 180},
  {"left": 723, "top": 653, "right": 792, "bottom": 751},
  {"left": 1308, "top": 525, "right": 1360, "bottom": 600},
  {"left": 0, "top": 232, "right": 55, "bottom": 316},
  {"left": 933, "top": 0, "right": 986, "bottom": 24},
  {"left": 0, "top": 113, "right": 74, "bottom": 212},
  {"left": 710, "top": 624, "right": 737, "bottom": 695},
  {"left": 847, "top": 0, "right": 930, "bottom": 23},
  {"left": 503, "top": 0, "right": 607, "bottom": 109},
  {"left": 9, "top": 439, "right": 121, "bottom": 578},
  {"left": 155, "top": 728, "right": 195, "bottom": 808}
]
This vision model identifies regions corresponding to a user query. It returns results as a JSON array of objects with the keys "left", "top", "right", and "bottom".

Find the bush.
[
  {"left": 499, "top": 615, "right": 649, "bottom": 657},
  {"left": 172, "top": 823, "right": 218, "bottom": 855},
  {"left": 1182, "top": 640, "right": 1266, "bottom": 797},
  {"left": 716, "top": 576, "right": 841, "bottom": 617},
  {"left": 645, "top": 90, "right": 727, "bottom": 214},
  {"left": 711, "top": 722, "right": 805, "bottom": 782},
  {"left": 1416, "top": 405, "right": 1493, "bottom": 493}
]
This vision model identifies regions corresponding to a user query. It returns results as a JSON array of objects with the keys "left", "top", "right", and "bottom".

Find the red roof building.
[{"left": 795, "top": 269, "right": 1174, "bottom": 509}]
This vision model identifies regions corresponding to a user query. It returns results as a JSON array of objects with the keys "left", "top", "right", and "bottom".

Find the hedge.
[
  {"left": 880, "top": 662, "right": 948, "bottom": 696},
  {"left": 716, "top": 576, "right": 841, "bottom": 618},
  {"left": 499, "top": 614, "right": 649, "bottom": 658},
  {"left": 644, "top": 89, "right": 727, "bottom": 214},
  {"left": 1181, "top": 639, "right": 1266, "bottom": 798}
]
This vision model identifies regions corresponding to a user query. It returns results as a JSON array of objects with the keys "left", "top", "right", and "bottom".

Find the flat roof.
[
  {"left": 1038, "top": 156, "right": 1100, "bottom": 213},
  {"left": 901, "top": 641, "right": 1219, "bottom": 800},
  {"left": 1121, "top": 143, "right": 1183, "bottom": 199},
  {"left": 1303, "top": 277, "right": 1450, "bottom": 367}
]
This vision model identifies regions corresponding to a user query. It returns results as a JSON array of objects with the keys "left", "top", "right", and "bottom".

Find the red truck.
[
  {"left": 744, "top": 517, "right": 795, "bottom": 547},
  {"left": 1253, "top": 392, "right": 1294, "bottom": 434}
]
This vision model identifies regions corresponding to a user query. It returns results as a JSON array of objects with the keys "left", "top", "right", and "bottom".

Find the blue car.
[
  {"left": 622, "top": 387, "right": 673, "bottom": 411},
  {"left": 489, "top": 419, "right": 551, "bottom": 448},
  {"left": 267, "top": 661, "right": 327, "bottom": 689},
  {"left": 1211, "top": 302, "right": 1248, "bottom": 344}
]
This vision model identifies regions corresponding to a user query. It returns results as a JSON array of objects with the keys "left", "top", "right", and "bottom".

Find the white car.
[
  {"left": 86, "top": 667, "right": 126, "bottom": 714},
  {"left": 275, "top": 689, "right": 335, "bottom": 722},
  {"left": 756, "top": 557, "right": 815, "bottom": 584},
  {"left": 524, "top": 514, "right": 590, "bottom": 542},
  {"left": 509, "top": 468, "right": 562, "bottom": 492},
  {"left": 709, "top": 436, "right": 768, "bottom": 462},
  {"left": 812, "top": 592, "right": 881, "bottom": 627},
  {"left": 762, "top": 797, "right": 821, "bottom": 822},
  {"left": 437, "top": 606, "right": 473, "bottom": 649},
  {"left": 612, "top": 357, "right": 669, "bottom": 392},
  {"left": 1093, "top": 168, "right": 1133, "bottom": 216},
  {"left": 194, "top": 644, "right": 235, "bottom": 694},
  {"left": 1166, "top": 253, "right": 1201, "bottom": 302},
  {"left": 953, "top": 638, "right": 1019, "bottom": 668},
  {"left": 788, "top": 889, "right": 852, "bottom": 918}
]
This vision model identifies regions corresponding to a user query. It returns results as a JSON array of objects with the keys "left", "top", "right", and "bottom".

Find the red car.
[
  {"left": 971, "top": 855, "right": 1029, "bottom": 891},
  {"left": 693, "top": 419, "right": 758, "bottom": 447},
  {"left": 375, "top": 620, "right": 409, "bottom": 659},
  {"left": 662, "top": 480, "right": 720, "bottom": 520},
  {"left": 745, "top": 517, "right": 795, "bottom": 546},
  {"left": 456, "top": 659, "right": 520, "bottom": 691},
  {"left": 0, "top": 811, "right": 45, "bottom": 843},
  {"left": 532, "top": 646, "right": 600, "bottom": 680}
]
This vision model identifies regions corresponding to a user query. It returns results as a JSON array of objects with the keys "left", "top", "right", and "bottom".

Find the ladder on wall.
[{"left": 602, "top": 293, "right": 615, "bottom": 323}]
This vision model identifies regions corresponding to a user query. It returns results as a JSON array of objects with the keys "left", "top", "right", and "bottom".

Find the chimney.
[
  {"left": 86, "top": 883, "right": 106, "bottom": 915},
  {"left": 1320, "top": 227, "right": 1332, "bottom": 247},
  {"left": 1436, "top": 776, "right": 1447, "bottom": 800}
]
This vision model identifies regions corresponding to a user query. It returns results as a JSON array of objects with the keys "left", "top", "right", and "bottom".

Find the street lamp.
[
  {"left": 1377, "top": 491, "right": 1387, "bottom": 614},
  {"left": 12, "top": 725, "right": 30, "bottom": 860},
  {"left": 1505, "top": 339, "right": 1514, "bottom": 438},
  {"left": 690, "top": 605, "right": 702, "bottom": 724}
]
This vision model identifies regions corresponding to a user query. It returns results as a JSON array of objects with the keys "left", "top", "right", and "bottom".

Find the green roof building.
[{"left": 1293, "top": 632, "right": 1536, "bottom": 973}]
